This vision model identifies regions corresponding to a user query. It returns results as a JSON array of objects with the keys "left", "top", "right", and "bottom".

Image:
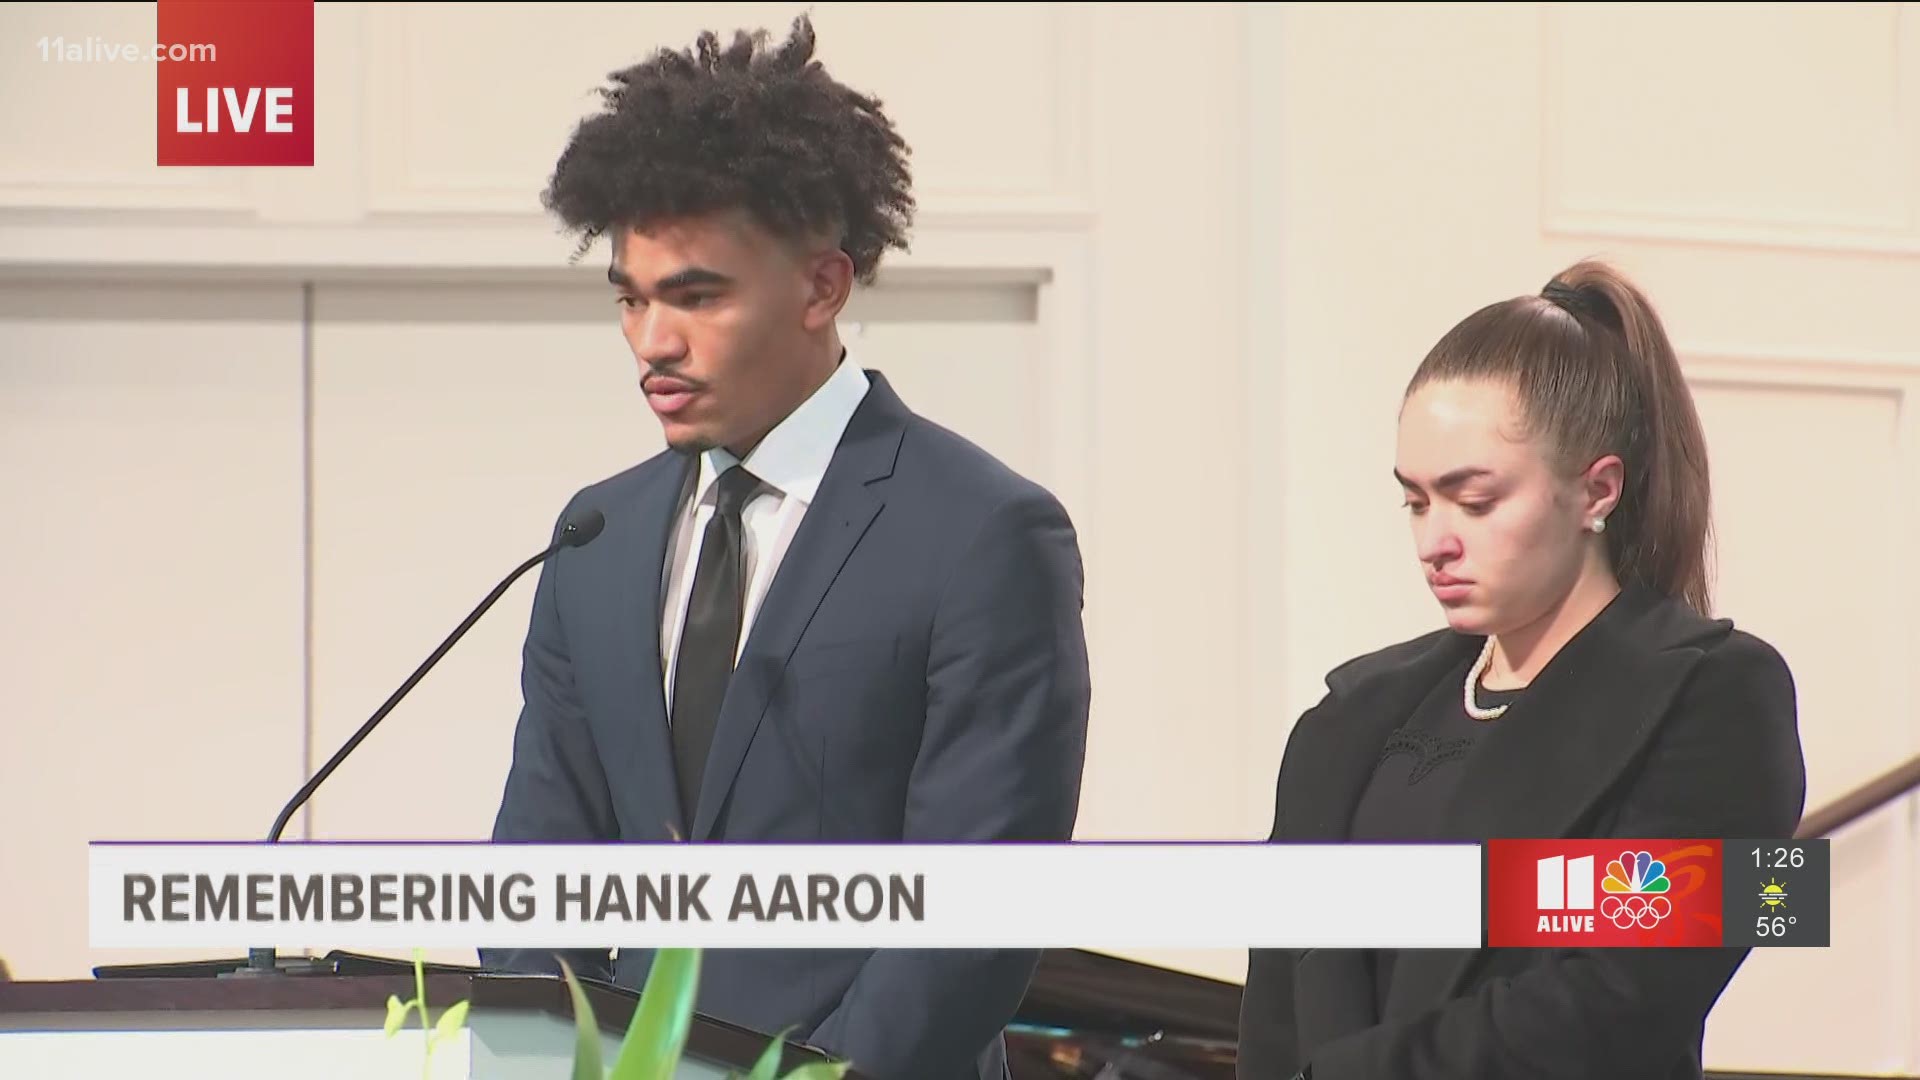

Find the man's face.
[{"left": 610, "top": 210, "right": 838, "bottom": 456}]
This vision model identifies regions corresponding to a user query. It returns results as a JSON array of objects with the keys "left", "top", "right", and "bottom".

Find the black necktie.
[{"left": 670, "top": 464, "right": 763, "bottom": 826}]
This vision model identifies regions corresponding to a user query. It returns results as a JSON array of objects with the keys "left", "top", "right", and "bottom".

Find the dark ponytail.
[{"left": 1406, "top": 259, "right": 1715, "bottom": 614}]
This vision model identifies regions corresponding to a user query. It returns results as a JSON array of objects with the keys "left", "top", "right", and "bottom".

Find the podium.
[{"left": 0, "top": 952, "right": 855, "bottom": 1079}]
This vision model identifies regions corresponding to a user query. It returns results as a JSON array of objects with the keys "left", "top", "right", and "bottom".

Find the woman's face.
[{"left": 1395, "top": 378, "right": 1616, "bottom": 636}]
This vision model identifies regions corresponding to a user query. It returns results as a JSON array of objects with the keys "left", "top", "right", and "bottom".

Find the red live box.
[
  {"left": 157, "top": 0, "right": 314, "bottom": 166},
  {"left": 1485, "top": 839, "right": 1723, "bottom": 948}
]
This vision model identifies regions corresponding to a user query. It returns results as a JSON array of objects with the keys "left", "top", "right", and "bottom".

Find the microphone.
[{"left": 231, "top": 508, "right": 606, "bottom": 977}]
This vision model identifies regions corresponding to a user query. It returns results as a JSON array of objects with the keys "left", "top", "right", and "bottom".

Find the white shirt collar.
[{"left": 695, "top": 350, "right": 871, "bottom": 508}]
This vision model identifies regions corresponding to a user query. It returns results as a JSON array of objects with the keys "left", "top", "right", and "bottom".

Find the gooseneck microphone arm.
[{"left": 239, "top": 509, "right": 605, "bottom": 976}]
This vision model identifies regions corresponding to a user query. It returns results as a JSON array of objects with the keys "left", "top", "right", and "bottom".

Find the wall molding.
[
  {"left": 1679, "top": 345, "right": 1920, "bottom": 395},
  {"left": 0, "top": 216, "right": 1075, "bottom": 276},
  {"left": 1538, "top": 5, "right": 1920, "bottom": 257},
  {"left": 1543, "top": 214, "right": 1920, "bottom": 258}
]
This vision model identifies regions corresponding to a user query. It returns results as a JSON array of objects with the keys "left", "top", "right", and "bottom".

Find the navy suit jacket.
[{"left": 483, "top": 371, "right": 1092, "bottom": 1080}]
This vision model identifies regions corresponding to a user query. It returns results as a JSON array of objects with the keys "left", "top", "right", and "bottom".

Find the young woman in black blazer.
[{"left": 1238, "top": 261, "right": 1807, "bottom": 1080}]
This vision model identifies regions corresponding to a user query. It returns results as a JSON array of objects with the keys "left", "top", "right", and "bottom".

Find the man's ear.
[{"left": 802, "top": 248, "right": 856, "bottom": 332}]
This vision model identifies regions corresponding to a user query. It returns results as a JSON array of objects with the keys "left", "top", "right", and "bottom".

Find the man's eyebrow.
[
  {"left": 606, "top": 265, "right": 733, "bottom": 293},
  {"left": 653, "top": 267, "right": 733, "bottom": 292}
]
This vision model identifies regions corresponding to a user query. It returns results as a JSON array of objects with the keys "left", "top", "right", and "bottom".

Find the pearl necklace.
[{"left": 1464, "top": 636, "right": 1509, "bottom": 721}]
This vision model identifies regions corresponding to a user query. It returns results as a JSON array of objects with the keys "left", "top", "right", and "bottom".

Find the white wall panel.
[
  {"left": 0, "top": 281, "right": 305, "bottom": 979},
  {"left": 362, "top": 2, "right": 1087, "bottom": 221},
  {"left": 0, "top": 3, "right": 247, "bottom": 210}
]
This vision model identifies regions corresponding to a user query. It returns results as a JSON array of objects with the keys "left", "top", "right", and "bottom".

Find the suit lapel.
[
  {"left": 606, "top": 452, "right": 698, "bottom": 842},
  {"left": 1280, "top": 632, "right": 1475, "bottom": 843},
  {"left": 1278, "top": 633, "right": 1472, "bottom": 1051},
  {"left": 1380, "top": 585, "right": 1721, "bottom": 1020},
  {"left": 688, "top": 375, "right": 907, "bottom": 841}
]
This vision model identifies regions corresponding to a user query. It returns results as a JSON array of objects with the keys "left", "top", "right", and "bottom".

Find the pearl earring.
[{"left": 1591, "top": 516, "right": 1607, "bottom": 534}]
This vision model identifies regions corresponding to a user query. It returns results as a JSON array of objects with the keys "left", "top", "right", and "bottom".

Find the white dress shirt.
[{"left": 659, "top": 354, "right": 872, "bottom": 715}]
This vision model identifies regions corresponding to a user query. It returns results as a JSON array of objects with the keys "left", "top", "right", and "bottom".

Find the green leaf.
[
  {"left": 608, "top": 948, "right": 701, "bottom": 1080},
  {"left": 384, "top": 994, "right": 413, "bottom": 1038},
  {"left": 559, "top": 958, "right": 605, "bottom": 1080},
  {"left": 412, "top": 949, "right": 430, "bottom": 1034},
  {"left": 779, "top": 1063, "right": 851, "bottom": 1080},
  {"left": 743, "top": 1027, "right": 797, "bottom": 1080},
  {"left": 431, "top": 999, "right": 471, "bottom": 1047}
]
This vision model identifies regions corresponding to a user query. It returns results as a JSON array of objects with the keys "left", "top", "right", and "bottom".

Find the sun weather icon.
[
  {"left": 1600, "top": 850, "right": 1672, "bottom": 929},
  {"left": 1759, "top": 878, "right": 1789, "bottom": 912}
]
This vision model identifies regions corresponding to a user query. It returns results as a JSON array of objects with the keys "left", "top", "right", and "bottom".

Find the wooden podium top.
[
  {"left": 0, "top": 960, "right": 848, "bottom": 1076},
  {"left": 0, "top": 948, "right": 1248, "bottom": 1078}
]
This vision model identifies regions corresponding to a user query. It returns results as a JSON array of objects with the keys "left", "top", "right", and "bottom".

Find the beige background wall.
[{"left": 3, "top": 3, "right": 1916, "bottom": 1074}]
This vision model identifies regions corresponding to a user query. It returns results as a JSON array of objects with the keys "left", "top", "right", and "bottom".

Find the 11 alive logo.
[
  {"left": 1485, "top": 840, "right": 1724, "bottom": 948},
  {"left": 157, "top": 0, "right": 313, "bottom": 166}
]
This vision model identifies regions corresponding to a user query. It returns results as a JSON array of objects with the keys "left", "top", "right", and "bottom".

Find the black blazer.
[{"left": 1238, "top": 583, "right": 1806, "bottom": 1080}]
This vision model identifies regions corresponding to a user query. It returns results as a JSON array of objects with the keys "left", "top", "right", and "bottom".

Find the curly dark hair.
[{"left": 542, "top": 14, "right": 914, "bottom": 283}]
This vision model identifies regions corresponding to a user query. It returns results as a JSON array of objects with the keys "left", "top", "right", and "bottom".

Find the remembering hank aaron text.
[{"left": 121, "top": 871, "right": 925, "bottom": 925}]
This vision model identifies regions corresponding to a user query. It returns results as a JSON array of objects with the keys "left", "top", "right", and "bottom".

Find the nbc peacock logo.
[{"left": 1599, "top": 850, "right": 1672, "bottom": 929}]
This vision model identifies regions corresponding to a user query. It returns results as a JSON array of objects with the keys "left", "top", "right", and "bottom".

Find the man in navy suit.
[{"left": 483, "top": 16, "right": 1092, "bottom": 1080}]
